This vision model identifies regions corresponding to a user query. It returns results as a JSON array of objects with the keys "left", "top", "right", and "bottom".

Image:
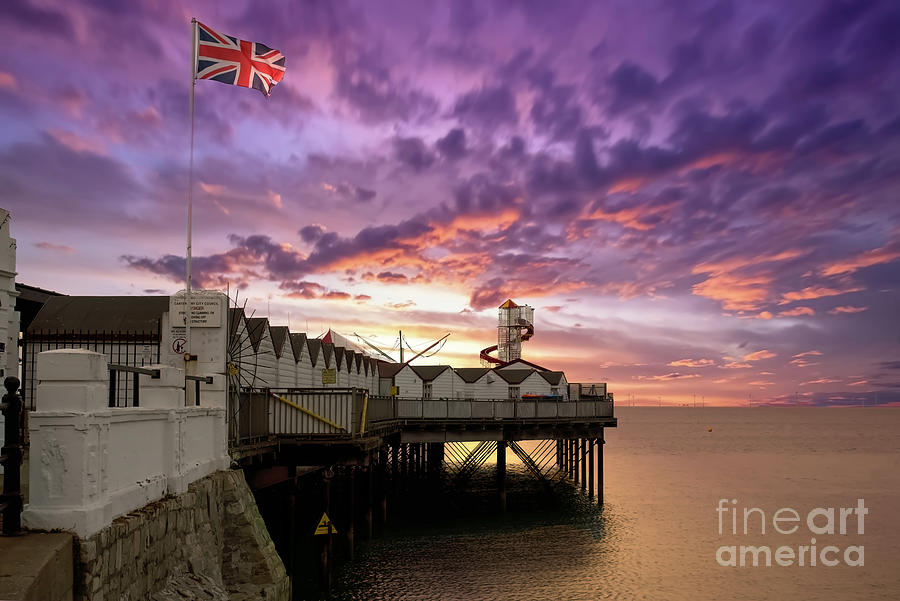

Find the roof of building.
[
  {"left": 306, "top": 338, "right": 321, "bottom": 366},
  {"left": 15, "top": 282, "right": 64, "bottom": 303},
  {"left": 455, "top": 368, "right": 490, "bottom": 383},
  {"left": 378, "top": 361, "right": 404, "bottom": 378},
  {"left": 320, "top": 342, "right": 334, "bottom": 368},
  {"left": 246, "top": 317, "right": 268, "bottom": 352},
  {"left": 410, "top": 365, "right": 451, "bottom": 381},
  {"left": 538, "top": 370, "right": 565, "bottom": 385},
  {"left": 494, "top": 369, "right": 535, "bottom": 384},
  {"left": 499, "top": 299, "right": 518, "bottom": 308},
  {"left": 497, "top": 358, "right": 550, "bottom": 371},
  {"left": 332, "top": 346, "right": 344, "bottom": 369},
  {"left": 269, "top": 326, "right": 288, "bottom": 358},
  {"left": 27, "top": 296, "right": 169, "bottom": 333},
  {"left": 289, "top": 332, "right": 307, "bottom": 362}
]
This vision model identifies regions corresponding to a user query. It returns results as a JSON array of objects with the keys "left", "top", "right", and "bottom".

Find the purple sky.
[{"left": 3, "top": 0, "right": 899, "bottom": 405}]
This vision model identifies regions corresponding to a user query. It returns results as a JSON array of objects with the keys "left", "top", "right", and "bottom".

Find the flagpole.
[{"left": 186, "top": 17, "right": 198, "bottom": 362}]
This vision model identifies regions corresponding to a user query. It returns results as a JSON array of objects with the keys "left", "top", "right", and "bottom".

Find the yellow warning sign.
[{"left": 314, "top": 512, "right": 337, "bottom": 535}]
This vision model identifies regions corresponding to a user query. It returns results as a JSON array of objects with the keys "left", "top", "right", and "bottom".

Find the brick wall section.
[{"left": 74, "top": 470, "right": 289, "bottom": 601}]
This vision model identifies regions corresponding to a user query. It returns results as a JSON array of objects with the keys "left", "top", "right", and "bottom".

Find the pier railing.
[{"left": 229, "top": 389, "right": 614, "bottom": 445}]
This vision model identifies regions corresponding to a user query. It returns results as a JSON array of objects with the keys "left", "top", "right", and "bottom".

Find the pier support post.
[
  {"left": 365, "top": 458, "right": 374, "bottom": 540},
  {"left": 570, "top": 439, "right": 577, "bottom": 481},
  {"left": 379, "top": 448, "right": 389, "bottom": 527},
  {"left": 556, "top": 439, "right": 562, "bottom": 468},
  {"left": 588, "top": 438, "right": 595, "bottom": 499},
  {"left": 320, "top": 470, "right": 333, "bottom": 594},
  {"left": 347, "top": 467, "right": 356, "bottom": 561},
  {"left": 598, "top": 435, "right": 604, "bottom": 506},
  {"left": 581, "top": 438, "right": 587, "bottom": 491},
  {"left": 497, "top": 440, "right": 507, "bottom": 512}
]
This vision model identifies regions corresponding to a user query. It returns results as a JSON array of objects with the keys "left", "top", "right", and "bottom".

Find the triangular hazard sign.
[{"left": 314, "top": 512, "right": 337, "bottom": 535}]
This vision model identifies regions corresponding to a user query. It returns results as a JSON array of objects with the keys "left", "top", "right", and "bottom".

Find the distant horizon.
[{"left": 3, "top": 0, "right": 899, "bottom": 407}]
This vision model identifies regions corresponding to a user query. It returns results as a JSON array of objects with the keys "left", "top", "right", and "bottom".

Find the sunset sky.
[{"left": 3, "top": 0, "right": 899, "bottom": 405}]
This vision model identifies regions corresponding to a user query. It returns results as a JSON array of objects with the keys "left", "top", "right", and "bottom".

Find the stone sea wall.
[{"left": 74, "top": 469, "right": 288, "bottom": 601}]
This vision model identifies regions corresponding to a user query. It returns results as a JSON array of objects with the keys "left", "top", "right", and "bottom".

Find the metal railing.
[
  {"left": 185, "top": 374, "right": 214, "bottom": 407},
  {"left": 24, "top": 328, "right": 161, "bottom": 410},
  {"left": 0, "top": 377, "right": 24, "bottom": 535},
  {"left": 108, "top": 364, "right": 160, "bottom": 408},
  {"left": 227, "top": 389, "right": 614, "bottom": 447},
  {"left": 366, "top": 397, "right": 615, "bottom": 422}
]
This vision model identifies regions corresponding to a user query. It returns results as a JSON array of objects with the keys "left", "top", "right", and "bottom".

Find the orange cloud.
[
  {"left": 692, "top": 273, "right": 772, "bottom": 311},
  {"left": 48, "top": 129, "right": 106, "bottom": 154},
  {"left": 801, "top": 378, "right": 841, "bottom": 386},
  {"left": 607, "top": 177, "right": 648, "bottom": 194},
  {"left": 691, "top": 249, "right": 806, "bottom": 311},
  {"left": 793, "top": 350, "right": 822, "bottom": 358},
  {"left": 778, "top": 306, "right": 815, "bottom": 317},
  {"left": 638, "top": 373, "right": 702, "bottom": 381},
  {"left": 0, "top": 71, "right": 17, "bottom": 91},
  {"left": 828, "top": 305, "right": 868, "bottom": 314},
  {"left": 585, "top": 203, "right": 671, "bottom": 231},
  {"left": 723, "top": 361, "right": 752, "bottom": 369},
  {"left": 199, "top": 182, "right": 226, "bottom": 195},
  {"left": 778, "top": 285, "right": 863, "bottom": 304},
  {"left": 267, "top": 190, "right": 283, "bottom": 209},
  {"left": 668, "top": 358, "right": 716, "bottom": 367},
  {"left": 744, "top": 350, "right": 776, "bottom": 361},
  {"left": 821, "top": 244, "right": 900, "bottom": 276}
]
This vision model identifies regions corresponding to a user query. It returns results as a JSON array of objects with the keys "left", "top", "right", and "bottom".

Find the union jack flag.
[{"left": 194, "top": 21, "right": 286, "bottom": 97}]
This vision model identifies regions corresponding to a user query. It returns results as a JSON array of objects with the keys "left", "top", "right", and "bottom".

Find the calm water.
[{"left": 335, "top": 408, "right": 900, "bottom": 600}]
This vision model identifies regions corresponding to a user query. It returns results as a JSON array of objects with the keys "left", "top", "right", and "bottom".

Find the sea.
[{"left": 332, "top": 407, "right": 900, "bottom": 600}]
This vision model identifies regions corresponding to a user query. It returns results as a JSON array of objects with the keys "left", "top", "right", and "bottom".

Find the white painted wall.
[
  {"left": 429, "top": 368, "right": 455, "bottom": 399},
  {"left": 254, "top": 325, "right": 277, "bottom": 389},
  {"left": 23, "top": 349, "right": 228, "bottom": 538},
  {"left": 394, "top": 365, "right": 421, "bottom": 397},
  {"left": 469, "top": 370, "right": 502, "bottom": 399}
]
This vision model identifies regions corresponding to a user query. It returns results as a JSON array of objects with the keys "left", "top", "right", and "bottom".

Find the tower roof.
[{"left": 499, "top": 299, "right": 518, "bottom": 309}]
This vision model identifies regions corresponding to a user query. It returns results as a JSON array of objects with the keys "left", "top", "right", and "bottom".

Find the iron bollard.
[{"left": 1, "top": 376, "right": 24, "bottom": 535}]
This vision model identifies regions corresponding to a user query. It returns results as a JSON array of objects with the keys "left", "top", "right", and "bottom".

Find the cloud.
[
  {"left": 828, "top": 305, "right": 868, "bottom": 314},
  {"left": 436, "top": 128, "right": 467, "bottom": 160},
  {"left": 779, "top": 285, "right": 864, "bottom": 304},
  {"left": 778, "top": 306, "right": 815, "bottom": 317},
  {"left": 821, "top": 243, "right": 900, "bottom": 276},
  {"left": 638, "top": 372, "right": 702, "bottom": 381},
  {"left": 35, "top": 241, "right": 75, "bottom": 253},
  {"left": 723, "top": 362, "right": 752, "bottom": 369},
  {"left": 393, "top": 136, "right": 435, "bottom": 171},
  {"left": 744, "top": 350, "right": 776, "bottom": 361},
  {"left": 668, "top": 358, "right": 715, "bottom": 367},
  {"left": 452, "top": 84, "right": 518, "bottom": 129}
]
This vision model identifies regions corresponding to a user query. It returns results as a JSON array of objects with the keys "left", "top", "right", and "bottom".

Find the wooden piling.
[
  {"left": 580, "top": 439, "right": 587, "bottom": 491},
  {"left": 347, "top": 467, "right": 355, "bottom": 561},
  {"left": 588, "top": 438, "right": 595, "bottom": 499},
  {"left": 497, "top": 440, "right": 507, "bottom": 512},
  {"left": 598, "top": 435, "right": 604, "bottom": 506}
]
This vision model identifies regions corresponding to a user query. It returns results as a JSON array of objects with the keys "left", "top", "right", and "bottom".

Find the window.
[
  {"left": 551, "top": 387, "right": 559, "bottom": 395},
  {"left": 423, "top": 382, "right": 433, "bottom": 399},
  {"left": 509, "top": 386, "right": 520, "bottom": 400}
]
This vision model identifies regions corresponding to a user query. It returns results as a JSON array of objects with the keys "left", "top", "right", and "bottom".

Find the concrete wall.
[
  {"left": 23, "top": 349, "right": 229, "bottom": 539},
  {"left": 75, "top": 470, "right": 288, "bottom": 601}
]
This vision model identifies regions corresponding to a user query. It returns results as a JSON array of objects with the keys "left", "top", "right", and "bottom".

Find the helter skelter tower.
[{"left": 481, "top": 299, "right": 535, "bottom": 365}]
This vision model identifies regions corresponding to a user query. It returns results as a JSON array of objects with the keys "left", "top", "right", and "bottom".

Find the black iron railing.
[
  {"left": 25, "top": 328, "right": 161, "bottom": 410},
  {"left": 185, "top": 374, "right": 214, "bottom": 406},
  {"left": 0, "top": 377, "right": 24, "bottom": 535},
  {"left": 108, "top": 364, "right": 160, "bottom": 408}
]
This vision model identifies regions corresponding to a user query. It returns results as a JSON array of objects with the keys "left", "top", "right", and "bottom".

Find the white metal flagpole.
[{"left": 185, "top": 17, "right": 198, "bottom": 361}]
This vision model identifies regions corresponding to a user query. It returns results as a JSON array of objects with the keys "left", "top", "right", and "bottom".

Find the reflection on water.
[{"left": 334, "top": 408, "right": 900, "bottom": 600}]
